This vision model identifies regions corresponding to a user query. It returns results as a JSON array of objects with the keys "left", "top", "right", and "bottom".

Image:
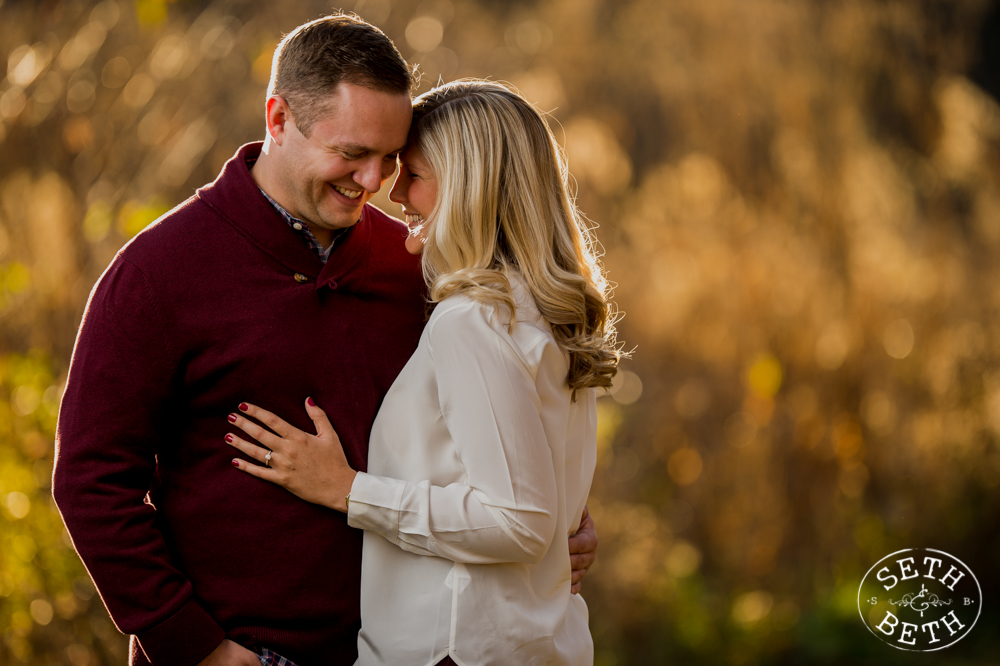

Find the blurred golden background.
[{"left": 2, "top": 0, "right": 999, "bottom": 663}]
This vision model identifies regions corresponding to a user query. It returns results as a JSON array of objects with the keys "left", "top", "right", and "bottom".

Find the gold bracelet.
[{"left": 345, "top": 493, "right": 350, "bottom": 509}]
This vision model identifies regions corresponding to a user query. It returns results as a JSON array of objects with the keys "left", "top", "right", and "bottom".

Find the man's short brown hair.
[{"left": 268, "top": 14, "right": 414, "bottom": 136}]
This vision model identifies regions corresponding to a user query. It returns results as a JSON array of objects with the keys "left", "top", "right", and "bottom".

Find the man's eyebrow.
[
  {"left": 332, "top": 143, "right": 370, "bottom": 153},
  {"left": 332, "top": 142, "right": 407, "bottom": 155}
]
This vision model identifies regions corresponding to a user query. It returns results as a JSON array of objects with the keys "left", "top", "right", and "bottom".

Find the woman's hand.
[
  {"left": 196, "top": 639, "right": 261, "bottom": 666},
  {"left": 225, "top": 398, "right": 356, "bottom": 512}
]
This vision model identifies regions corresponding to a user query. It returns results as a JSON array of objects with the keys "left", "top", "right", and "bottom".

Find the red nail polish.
[
  {"left": 225, "top": 434, "right": 233, "bottom": 443},
  {"left": 239, "top": 403, "right": 249, "bottom": 412},
  {"left": 231, "top": 459, "right": 239, "bottom": 467},
  {"left": 307, "top": 397, "right": 316, "bottom": 407},
  {"left": 228, "top": 414, "right": 237, "bottom": 423}
]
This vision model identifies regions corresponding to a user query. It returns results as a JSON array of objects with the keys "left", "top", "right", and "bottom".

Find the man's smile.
[{"left": 333, "top": 184, "right": 363, "bottom": 200}]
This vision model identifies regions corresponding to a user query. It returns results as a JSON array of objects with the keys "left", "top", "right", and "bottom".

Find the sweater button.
[{"left": 293, "top": 273, "right": 309, "bottom": 283}]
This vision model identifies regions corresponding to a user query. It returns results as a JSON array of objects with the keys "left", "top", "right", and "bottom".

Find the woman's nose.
[{"left": 389, "top": 177, "right": 407, "bottom": 204}]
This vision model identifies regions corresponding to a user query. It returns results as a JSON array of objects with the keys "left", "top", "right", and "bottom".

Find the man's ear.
[{"left": 265, "top": 95, "right": 293, "bottom": 146}]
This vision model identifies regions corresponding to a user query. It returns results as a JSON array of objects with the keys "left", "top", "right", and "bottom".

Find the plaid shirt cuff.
[{"left": 257, "top": 648, "right": 298, "bottom": 666}]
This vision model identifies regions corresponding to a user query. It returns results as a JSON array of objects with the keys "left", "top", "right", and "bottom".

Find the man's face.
[{"left": 270, "top": 83, "right": 412, "bottom": 234}]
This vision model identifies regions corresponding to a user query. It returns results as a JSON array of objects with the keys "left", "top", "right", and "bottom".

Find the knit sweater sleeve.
[{"left": 53, "top": 258, "right": 225, "bottom": 666}]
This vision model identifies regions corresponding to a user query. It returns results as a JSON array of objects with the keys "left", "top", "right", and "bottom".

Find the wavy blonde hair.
[{"left": 410, "top": 79, "right": 621, "bottom": 391}]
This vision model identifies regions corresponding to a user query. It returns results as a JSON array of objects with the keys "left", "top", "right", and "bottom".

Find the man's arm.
[
  {"left": 568, "top": 505, "right": 598, "bottom": 594},
  {"left": 53, "top": 259, "right": 225, "bottom": 666}
]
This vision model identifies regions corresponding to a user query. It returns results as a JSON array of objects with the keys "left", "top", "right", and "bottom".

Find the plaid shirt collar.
[{"left": 245, "top": 156, "right": 345, "bottom": 263}]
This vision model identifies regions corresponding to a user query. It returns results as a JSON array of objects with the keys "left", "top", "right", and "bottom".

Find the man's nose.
[
  {"left": 355, "top": 158, "right": 384, "bottom": 193},
  {"left": 381, "top": 157, "right": 399, "bottom": 182}
]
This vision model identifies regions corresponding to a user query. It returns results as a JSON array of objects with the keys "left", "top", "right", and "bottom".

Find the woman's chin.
[{"left": 404, "top": 234, "right": 425, "bottom": 255}]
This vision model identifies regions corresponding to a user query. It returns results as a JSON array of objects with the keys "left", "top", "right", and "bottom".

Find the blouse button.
[
  {"left": 293, "top": 273, "right": 309, "bottom": 283},
  {"left": 292, "top": 222, "right": 303, "bottom": 231}
]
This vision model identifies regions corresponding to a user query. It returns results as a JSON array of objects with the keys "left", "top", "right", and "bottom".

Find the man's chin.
[
  {"left": 319, "top": 205, "right": 366, "bottom": 230},
  {"left": 324, "top": 197, "right": 370, "bottom": 226}
]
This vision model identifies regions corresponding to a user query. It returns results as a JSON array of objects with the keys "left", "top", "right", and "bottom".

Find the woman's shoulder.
[
  {"left": 426, "top": 292, "right": 503, "bottom": 343},
  {"left": 507, "top": 274, "right": 546, "bottom": 329},
  {"left": 427, "top": 282, "right": 560, "bottom": 378},
  {"left": 429, "top": 278, "right": 546, "bottom": 336}
]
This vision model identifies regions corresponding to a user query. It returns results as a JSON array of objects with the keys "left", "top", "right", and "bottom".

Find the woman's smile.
[{"left": 390, "top": 145, "right": 438, "bottom": 255}]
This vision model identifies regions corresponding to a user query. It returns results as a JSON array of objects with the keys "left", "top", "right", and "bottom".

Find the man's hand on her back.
[
  {"left": 196, "top": 639, "right": 261, "bottom": 666},
  {"left": 568, "top": 505, "right": 598, "bottom": 594}
]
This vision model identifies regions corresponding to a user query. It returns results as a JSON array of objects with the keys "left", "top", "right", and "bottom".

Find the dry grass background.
[{"left": 1, "top": 0, "right": 998, "bottom": 663}]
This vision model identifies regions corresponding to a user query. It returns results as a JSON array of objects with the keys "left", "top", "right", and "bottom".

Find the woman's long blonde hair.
[{"left": 410, "top": 79, "right": 620, "bottom": 391}]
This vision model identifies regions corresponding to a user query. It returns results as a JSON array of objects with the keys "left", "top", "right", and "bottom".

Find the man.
[{"left": 53, "top": 14, "right": 596, "bottom": 666}]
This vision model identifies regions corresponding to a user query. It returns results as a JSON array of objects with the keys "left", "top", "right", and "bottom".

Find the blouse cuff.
[{"left": 346, "top": 472, "right": 405, "bottom": 541}]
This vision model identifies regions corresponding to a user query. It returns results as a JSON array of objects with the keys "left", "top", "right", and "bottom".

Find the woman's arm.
[{"left": 349, "top": 303, "right": 560, "bottom": 564}]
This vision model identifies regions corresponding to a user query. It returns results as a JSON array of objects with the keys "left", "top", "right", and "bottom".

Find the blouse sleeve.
[{"left": 347, "top": 301, "right": 560, "bottom": 565}]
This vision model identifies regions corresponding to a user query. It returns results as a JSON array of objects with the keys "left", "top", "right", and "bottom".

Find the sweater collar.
[{"left": 197, "top": 142, "right": 373, "bottom": 292}]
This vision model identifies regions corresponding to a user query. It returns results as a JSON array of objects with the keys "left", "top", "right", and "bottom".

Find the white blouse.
[{"left": 347, "top": 279, "right": 596, "bottom": 666}]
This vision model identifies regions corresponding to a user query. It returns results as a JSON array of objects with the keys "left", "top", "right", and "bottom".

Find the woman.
[{"left": 226, "top": 80, "right": 620, "bottom": 665}]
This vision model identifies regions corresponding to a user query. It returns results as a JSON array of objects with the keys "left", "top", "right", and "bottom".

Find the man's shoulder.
[
  {"left": 120, "top": 142, "right": 265, "bottom": 263},
  {"left": 115, "top": 194, "right": 221, "bottom": 265},
  {"left": 362, "top": 204, "right": 408, "bottom": 240}
]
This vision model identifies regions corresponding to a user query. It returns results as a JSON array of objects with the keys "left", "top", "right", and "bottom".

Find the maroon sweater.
[{"left": 53, "top": 143, "right": 426, "bottom": 666}]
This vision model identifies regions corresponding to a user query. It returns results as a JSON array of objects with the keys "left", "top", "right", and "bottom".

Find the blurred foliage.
[{"left": 1, "top": 0, "right": 999, "bottom": 663}]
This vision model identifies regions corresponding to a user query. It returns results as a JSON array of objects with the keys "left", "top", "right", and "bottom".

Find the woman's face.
[{"left": 389, "top": 145, "right": 438, "bottom": 255}]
